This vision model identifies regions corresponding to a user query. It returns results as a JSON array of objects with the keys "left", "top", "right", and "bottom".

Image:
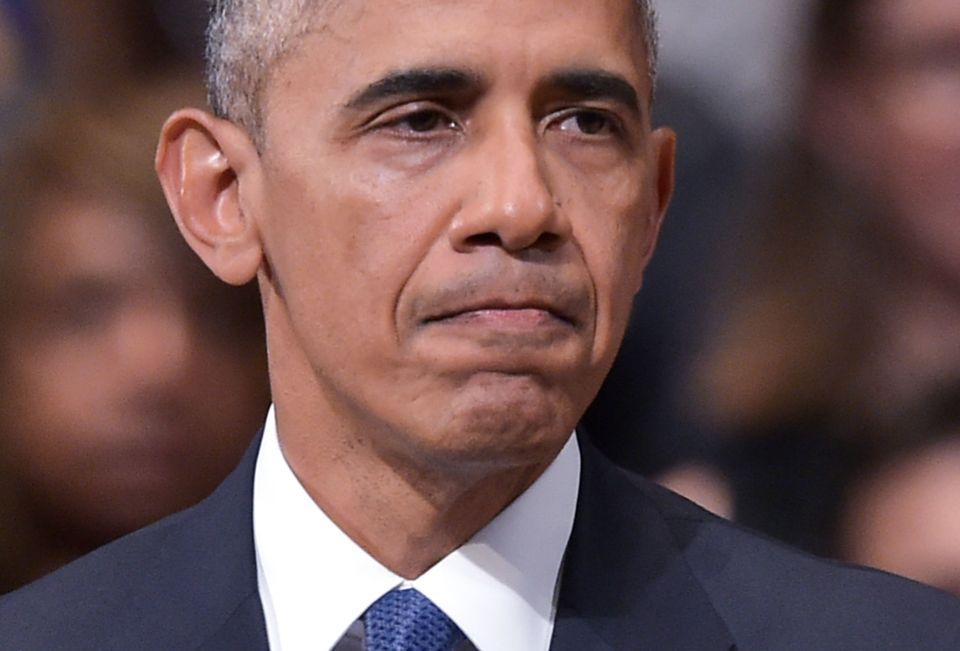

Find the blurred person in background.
[
  {"left": 29, "top": 0, "right": 195, "bottom": 95},
  {"left": 690, "top": 0, "right": 960, "bottom": 555},
  {"left": 839, "top": 386, "right": 960, "bottom": 596},
  {"left": 0, "top": 78, "right": 270, "bottom": 593},
  {"left": 2, "top": 0, "right": 204, "bottom": 158}
]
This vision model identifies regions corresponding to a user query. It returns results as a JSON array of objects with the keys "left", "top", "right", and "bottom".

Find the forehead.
[
  {"left": 267, "top": 0, "right": 647, "bottom": 106},
  {"left": 318, "top": 0, "right": 642, "bottom": 45}
]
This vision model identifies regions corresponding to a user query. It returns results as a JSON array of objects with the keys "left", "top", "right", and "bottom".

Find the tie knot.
[{"left": 363, "top": 588, "right": 466, "bottom": 651}]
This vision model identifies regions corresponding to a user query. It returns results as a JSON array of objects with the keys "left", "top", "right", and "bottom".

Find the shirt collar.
[{"left": 254, "top": 405, "right": 580, "bottom": 651}]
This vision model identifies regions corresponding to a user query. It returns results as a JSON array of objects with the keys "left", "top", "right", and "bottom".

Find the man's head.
[
  {"left": 158, "top": 0, "right": 673, "bottom": 483},
  {"left": 205, "top": 0, "right": 659, "bottom": 146}
]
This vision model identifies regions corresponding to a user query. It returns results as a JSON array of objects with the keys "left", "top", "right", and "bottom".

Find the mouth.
[{"left": 422, "top": 299, "right": 578, "bottom": 329}]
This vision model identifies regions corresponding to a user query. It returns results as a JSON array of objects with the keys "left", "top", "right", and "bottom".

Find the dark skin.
[{"left": 158, "top": 0, "right": 674, "bottom": 578}]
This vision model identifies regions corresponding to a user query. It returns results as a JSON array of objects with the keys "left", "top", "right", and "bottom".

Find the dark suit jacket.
[{"left": 3, "top": 434, "right": 960, "bottom": 650}]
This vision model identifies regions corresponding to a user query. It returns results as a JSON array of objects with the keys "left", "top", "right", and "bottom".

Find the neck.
[{"left": 274, "top": 398, "right": 551, "bottom": 578}]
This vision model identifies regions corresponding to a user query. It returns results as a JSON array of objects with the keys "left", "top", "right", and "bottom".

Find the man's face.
[{"left": 252, "top": 0, "right": 672, "bottom": 470}]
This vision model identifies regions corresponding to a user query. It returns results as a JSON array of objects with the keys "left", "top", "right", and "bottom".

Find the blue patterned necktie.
[{"left": 363, "top": 588, "right": 466, "bottom": 651}]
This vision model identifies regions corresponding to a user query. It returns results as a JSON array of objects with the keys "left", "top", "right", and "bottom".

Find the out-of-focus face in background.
[
  {"left": 0, "top": 87, "right": 270, "bottom": 591},
  {"left": 3, "top": 198, "right": 265, "bottom": 544},
  {"left": 841, "top": 434, "right": 960, "bottom": 597},
  {"left": 817, "top": 0, "right": 960, "bottom": 286}
]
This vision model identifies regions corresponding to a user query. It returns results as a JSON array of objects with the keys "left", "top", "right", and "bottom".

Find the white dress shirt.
[{"left": 253, "top": 405, "right": 580, "bottom": 651}]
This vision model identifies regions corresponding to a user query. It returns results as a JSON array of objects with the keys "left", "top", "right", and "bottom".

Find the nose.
[{"left": 448, "top": 115, "right": 571, "bottom": 253}]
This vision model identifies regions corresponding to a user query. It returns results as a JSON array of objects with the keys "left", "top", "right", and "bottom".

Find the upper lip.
[{"left": 409, "top": 262, "right": 592, "bottom": 330}]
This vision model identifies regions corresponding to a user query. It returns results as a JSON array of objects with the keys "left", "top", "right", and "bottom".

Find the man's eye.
[
  {"left": 392, "top": 109, "right": 458, "bottom": 134},
  {"left": 557, "top": 110, "right": 618, "bottom": 136}
]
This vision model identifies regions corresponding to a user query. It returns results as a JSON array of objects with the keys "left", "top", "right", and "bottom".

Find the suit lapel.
[
  {"left": 550, "top": 441, "right": 736, "bottom": 650},
  {"left": 185, "top": 431, "right": 270, "bottom": 650},
  {"left": 194, "top": 432, "right": 735, "bottom": 650},
  {"left": 197, "top": 592, "right": 270, "bottom": 650}
]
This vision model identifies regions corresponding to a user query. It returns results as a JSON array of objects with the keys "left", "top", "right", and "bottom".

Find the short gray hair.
[
  {"left": 206, "top": 0, "right": 659, "bottom": 140},
  {"left": 206, "top": 0, "right": 315, "bottom": 139}
]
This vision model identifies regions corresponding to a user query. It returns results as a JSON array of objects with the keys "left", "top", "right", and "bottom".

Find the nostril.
[
  {"left": 463, "top": 232, "right": 503, "bottom": 248},
  {"left": 459, "top": 230, "right": 564, "bottom": 252}
]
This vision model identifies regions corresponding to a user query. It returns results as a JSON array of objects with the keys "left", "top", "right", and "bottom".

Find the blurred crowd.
[{"left": 1, "top": 0, "right": 958, "bottom": 599}]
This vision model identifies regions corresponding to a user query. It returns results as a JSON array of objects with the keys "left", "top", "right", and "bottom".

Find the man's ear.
[
  {"left": 653, "top": 127, "right": 677, "bottom": 228},
  {"left": 629, "top": 126, "right": 675, "bottom": 296},
  {"left": 641, "top": 126, "right": 676, "bottom": 263},
  {"left": 156, "top": 108, "right": 263, "bottom": 286}
]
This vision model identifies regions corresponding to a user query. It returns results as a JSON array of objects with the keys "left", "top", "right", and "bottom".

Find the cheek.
[
  {"left": 564, "top": 162, "right": 652, "bottom": 278},
  {"left": 273, "top": 152, "right": 449, "bottom": 268},
  {"left": 587, "top": 230, "right": 644, "bottom": 349},
  {"left": 559, "top": 168, "right": 651, "bottom": 357},
  {"left": 262, "top": 158, "right": 454, "bottom": 359}
]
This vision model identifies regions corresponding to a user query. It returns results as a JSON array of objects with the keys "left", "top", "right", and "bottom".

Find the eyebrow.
[
  {"left": 344, "top": 68, "right": 482, "bottom": 110},
  {"left": 544, "top": 69, "right": 641, "bottom": 116}
]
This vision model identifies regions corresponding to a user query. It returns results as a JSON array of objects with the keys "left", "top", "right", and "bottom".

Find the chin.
[{"left": 418, "top": 376, "right": 579, "bottom": 470}]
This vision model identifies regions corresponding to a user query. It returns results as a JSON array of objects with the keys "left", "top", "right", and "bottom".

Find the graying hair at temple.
[{"left": 205, "top": 0, "right": 659, "bottom": 143}]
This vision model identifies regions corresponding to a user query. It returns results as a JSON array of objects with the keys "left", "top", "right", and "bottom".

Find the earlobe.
[{"left": 155, "top": 109, "right": 263, "bottom": 286}]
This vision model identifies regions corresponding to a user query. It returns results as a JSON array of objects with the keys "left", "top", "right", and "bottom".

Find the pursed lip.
[
  {"left": 406, "top": 266, "right": 593, "bottom": 335},
  {"left": 421, "top": 297, "right": 579, "bottom": 328}
]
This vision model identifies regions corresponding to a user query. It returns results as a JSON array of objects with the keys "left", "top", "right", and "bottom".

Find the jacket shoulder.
[
  {"left": 0, "top": 438, "right": 264, "bottom": 651},
  {"left": 625, "top": 466, "right": 960, "bottom": 650}
]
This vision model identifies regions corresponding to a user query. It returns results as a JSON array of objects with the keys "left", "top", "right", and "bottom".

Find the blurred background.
[
  {"left": 1, "top": 0, "right": 958, "bottom": 597},
  {"left": 0, "top": 0, "right": 269, "bottom": 593}
]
